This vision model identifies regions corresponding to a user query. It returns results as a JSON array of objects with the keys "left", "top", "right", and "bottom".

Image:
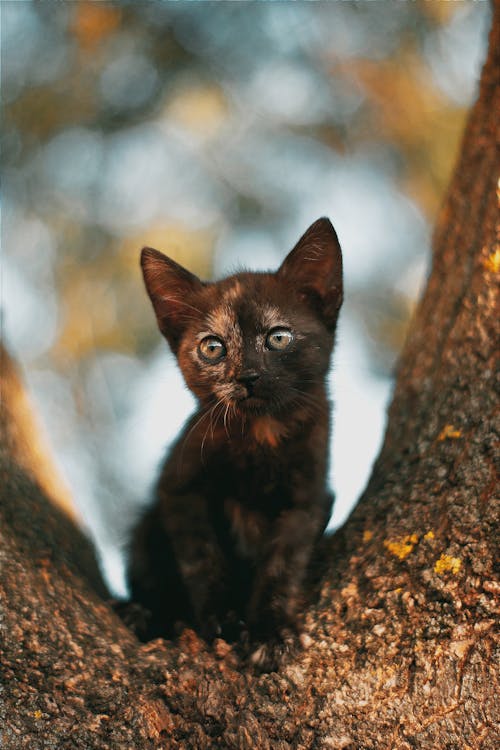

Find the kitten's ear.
[
  {"left": 278, "top": 217, "right": 343, "bottom": 329},
  {"left": 141, "top": 247, "right": 204, "bottom": 350}
]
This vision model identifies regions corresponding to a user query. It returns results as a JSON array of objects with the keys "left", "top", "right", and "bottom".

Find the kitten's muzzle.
[
  {"left": 237, "top": 370, "right": 260, "bottom": 386},
  {"left": 236, "top": 370, "right": 262, "bottom": 402},
  {"left": 237, "top": 370, "right": 260, "bottom": 398}
]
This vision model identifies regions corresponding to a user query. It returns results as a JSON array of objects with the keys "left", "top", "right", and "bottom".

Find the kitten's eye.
[
  {"left": 198, "top": 336, "right": 226, "bottom": 362},
  {"left": 266, "top": 328, "right": 293, "bottom": 351}
]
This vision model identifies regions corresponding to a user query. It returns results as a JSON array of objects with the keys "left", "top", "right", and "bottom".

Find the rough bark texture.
[{"left": 1, "top": 6, "right": 499, "bottom": 749}]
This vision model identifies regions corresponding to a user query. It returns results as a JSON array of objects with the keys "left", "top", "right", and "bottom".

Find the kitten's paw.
[
  {"left": 250, "top": 643, "right": 276, "bottom": 671},
  {"left": 249, "top": 630, "right": 296, "bottom": 672},
  {"left": 112, "top": 599, "right": 151, "bottom": 637},
  {"left": 220, "top": 612, "right": 246, "bottom": 643},
  {"left": 200, "top": 615, "right": 223, "bottom": 642}
]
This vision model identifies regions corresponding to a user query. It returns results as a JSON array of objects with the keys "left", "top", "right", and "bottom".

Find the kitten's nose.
[{"left": 237, "top": 370, "right": 260, "bottom": 386}]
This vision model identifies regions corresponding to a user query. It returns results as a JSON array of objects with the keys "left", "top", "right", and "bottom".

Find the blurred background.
[{"left": 1, "top": 1, "right": 490, "bottom": 596}]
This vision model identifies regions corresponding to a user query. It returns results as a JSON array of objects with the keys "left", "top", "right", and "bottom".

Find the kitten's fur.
[{"left": 128, "top": 218, "right": 343, "bottom": 667}]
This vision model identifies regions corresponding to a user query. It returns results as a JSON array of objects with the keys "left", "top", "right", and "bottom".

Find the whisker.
[
  {"left": 223, "top": 401, "right": 232, "bottom": 438},
  {"left": 178, "top": 401, "right": 217, "bottom": 474},
  {"left": 288, "top": 387, "right": 328, "bottom": 414},
  {"left": 200, "top": 407, "right": 216, "bottom": 464},
  {"left": 200, "top": 398, "right": 225, "bottom": 462},
  {"left": 211, "top": 400, "right": 226, "bottom": 441}
]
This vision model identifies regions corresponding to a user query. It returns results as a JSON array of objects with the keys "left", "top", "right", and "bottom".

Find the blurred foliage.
[
  {"left": 2, "top": 1, "right": 489, "bottom": 367},
  {"left": 1, "top": 0, "right": 490, "bottom": 564}
]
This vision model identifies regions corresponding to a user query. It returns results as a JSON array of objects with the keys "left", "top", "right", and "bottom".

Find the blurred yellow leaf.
[
  {"left": 419, "top": 0, "right": 462, "bottom": 26},
  {"left": 119, "top": 223, "right": 216, "bottom": 281},
  {"left": 54, "top": 275, "right": 121, "bottom": 360},
  {"left": 71, "top": 5, "right": 122, "bottom": 50},
  {"left": 339, "top": 45, "right": 468, "bottom": 220},
  {"left": 164, "top": 84, "right": 228, "bottom": 138}
]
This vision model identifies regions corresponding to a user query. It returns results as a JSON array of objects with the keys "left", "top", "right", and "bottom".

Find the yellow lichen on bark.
[
  {"left": 482, "top": 247, "right": 500, "bottom": 273},
  {"left": 384, "top": 533, "right": 419, "bottom": 560},
  {"left": 438, "top": 425, "right": 462, "bottom": 441},
  {"left": 434, "top": 554, "right": 461, "bottom": 575}
]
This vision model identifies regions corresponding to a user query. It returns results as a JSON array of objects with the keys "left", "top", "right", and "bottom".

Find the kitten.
[{"left": 128, "top": 217, "right": 343, "bottom": 668}]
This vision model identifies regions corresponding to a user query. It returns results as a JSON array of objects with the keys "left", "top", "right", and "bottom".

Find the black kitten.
[{"left": 128, "top": 217, "right": 343, "bottom": 668}]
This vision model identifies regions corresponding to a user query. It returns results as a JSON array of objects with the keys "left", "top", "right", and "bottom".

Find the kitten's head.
[{"left": 141, "top": 218, "right": 342, "bottom": 418}]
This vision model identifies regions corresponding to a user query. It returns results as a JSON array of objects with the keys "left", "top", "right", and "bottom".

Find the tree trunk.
[{"left": 1, "top": 6, "right": 499, "bottom": 749}]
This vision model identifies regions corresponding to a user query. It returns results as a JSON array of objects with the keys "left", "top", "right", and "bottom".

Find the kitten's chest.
[
  {"left": 213, "top": 449, "right": 293, "bottom": 512},
  {"left": 223, "top": 497, "right": 268, "bottom": 559},
  {"left": 221, "top": 480, "right": 286, "bottom": 560},
  {"left": 208, "top": 449, "right": 296, "bottom": 559},
  {"left": 202, "top": 419, "right": 318, "bottom": 511}
]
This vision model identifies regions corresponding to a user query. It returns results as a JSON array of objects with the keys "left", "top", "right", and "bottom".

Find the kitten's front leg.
[
  {"left": 159, "top": 491, "right": 230, "bottom": 640},
  {"left": 247, "top": 505, "right": 326, "bottom": 668}
]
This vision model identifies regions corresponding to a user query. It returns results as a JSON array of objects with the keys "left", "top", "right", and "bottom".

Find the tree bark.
[{"left": 1, "top": 6, "right": 499, "bottom": 749}]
